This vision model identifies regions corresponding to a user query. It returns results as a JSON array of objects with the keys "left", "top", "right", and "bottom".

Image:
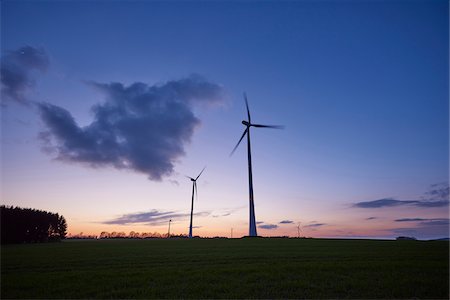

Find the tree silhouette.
[
  {"left": 1, "top": 205, "right": 67, "bottom": 244},
  {"left": 57, "top": 215, "right": 67, "bottom": 239}
]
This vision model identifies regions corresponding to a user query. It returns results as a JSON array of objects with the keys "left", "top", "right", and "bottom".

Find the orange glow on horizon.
[{"left": 67, "top": 220, "right": 407, "bottom": 239}]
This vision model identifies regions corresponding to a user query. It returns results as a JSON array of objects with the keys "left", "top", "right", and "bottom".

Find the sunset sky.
[{"left": 1, "top": 0, "right": 448, "bottom": 239}]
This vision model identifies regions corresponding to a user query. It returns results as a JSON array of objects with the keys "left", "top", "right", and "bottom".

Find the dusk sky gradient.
[{"left": 1, "top": 0, "right": 448, "bottom": 239}]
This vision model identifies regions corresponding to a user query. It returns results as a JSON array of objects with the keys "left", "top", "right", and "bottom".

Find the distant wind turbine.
[
  {"left": 186, "top": 167, "right": 205, "bottom": 238},
  {"left": 231, "top": 93, "right": 284, "bottom": 237},
  {"left": 168, "top": 219, "right": 172, "bottom": 238},
  {"left": 297, "top": 222, "right": 302, "bottom": 238}
]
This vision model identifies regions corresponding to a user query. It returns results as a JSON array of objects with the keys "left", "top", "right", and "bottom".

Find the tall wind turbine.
[
  {"left": 187, "top": 167, "right": 205, "bottom": 238},
  {"left": 231, "top": 93, "right": 284, "bottom": 237}
]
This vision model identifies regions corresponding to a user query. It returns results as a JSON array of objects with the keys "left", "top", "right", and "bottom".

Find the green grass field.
[{"left": 1, "top": 238, "right": 448, "bottom": 299}]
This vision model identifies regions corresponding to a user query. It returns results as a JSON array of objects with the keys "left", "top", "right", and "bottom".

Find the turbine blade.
[
  {"left": 230, "top": 128, "right": 248, "bottom": 156},
  {"left": 195, "top": 166, "right": 206, "bottom": 180},
  {"left": 185, "top": 175, "right": 194, "bottom": 180},
  {"left": 244, "top": 92, "right": 251, "bottom": 123},
  {"left": 252, "top": 124, "right": 285, "bottom": 129}
]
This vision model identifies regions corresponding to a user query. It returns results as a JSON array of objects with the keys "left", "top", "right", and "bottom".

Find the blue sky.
[{"left": 1, "top": 0, "right": 448, "bottom": 239}]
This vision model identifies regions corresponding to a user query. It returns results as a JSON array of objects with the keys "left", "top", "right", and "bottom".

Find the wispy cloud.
[
  {"left": 421, "top": 219, "right": 449, "bottom": 226},
  {"left": 103, "top": 209, "right": 210, "bottom": 226},
  {"left": 353, "top": 183, "right": 449, "bottom": 209},
  {"left": 354, "top": 198, "right": 449, "bottom": 208},
  {"left": 38, "top": 74, "right": 225, "bottom": 181},
  {"left": 304, "top": 223, "right": 326, "bottom": 228},
  {"left": 354, "top": 198, "right": 417, "bottom": 208},
  {"left": 279, "top": 220, "right": 293, "bottom": 224},
  {"left": 394, "top": 218, "right": 449, "bottom": 225},
  {"left": 211, "top": 206, "right": 245, "bottom": 218},
  {"left": 366, "top": 217, "right": 377, "bottom": 220},
  {"left": 1, "top": 46, "right": 49, "bottom": 104},
  {"left": 414, "top": 200, "right": 449, "bottom": 208},
  {"left": 168, "top": 180, "right": 179, "bottom": 186},
  {"left": 425, "top": 183, "right": 449, "bottom": 200},
  {"left": 395, "top": 218, "right": 427, "bottom": 222},
  {"left": 258, "top": 224, "right": 278, "bottom": 230}
]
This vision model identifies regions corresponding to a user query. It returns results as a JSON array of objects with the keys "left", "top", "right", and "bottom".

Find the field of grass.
[{"left": 1, "top": 238, "right": 448, "bottom": 299}]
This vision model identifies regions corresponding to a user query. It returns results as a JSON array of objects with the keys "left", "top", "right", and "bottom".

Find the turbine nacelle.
[{"left": 231, "top": 93, "right": 285, "bottom": 157}]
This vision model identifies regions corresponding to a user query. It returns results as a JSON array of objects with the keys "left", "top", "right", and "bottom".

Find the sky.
[{"left": 1, "top": 0, "right": 448, "bottom": 240}]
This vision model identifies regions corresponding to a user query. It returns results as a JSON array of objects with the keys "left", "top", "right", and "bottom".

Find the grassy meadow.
[{"left": 1, "top": 238, "right": 449, "bottom": 299}]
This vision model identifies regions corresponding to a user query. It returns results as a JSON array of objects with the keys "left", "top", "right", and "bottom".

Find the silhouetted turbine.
[
  {"left": 186, "top": 167, "right": 205, "bottom": 238},
  {"left": 297, "top": 222, "right": 302, "bottom": 238},
  {"left": 231, "top": 93, "right": 284, "bottom": 237}
]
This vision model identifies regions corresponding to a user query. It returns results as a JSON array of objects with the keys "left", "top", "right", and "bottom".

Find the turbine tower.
[
  {"left": 231, "top": 93, "right": 284, "bottom": 236},
  {"left": 187, "top": 167, "right": 205, "bottom": 238}
]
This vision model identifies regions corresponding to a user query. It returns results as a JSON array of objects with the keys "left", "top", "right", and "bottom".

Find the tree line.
[
  {"left": 65, "top": 231, "right": 190, "bottom": 239},
  {"left": 1, "top": 205, "right": 67, "bottom": 244},
  {"left": 98, "top": 231, "right": 187, "bottom": 239}
]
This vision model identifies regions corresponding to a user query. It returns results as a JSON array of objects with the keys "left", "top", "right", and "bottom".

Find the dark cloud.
[
  {"left": 256, "top": 221, "right": 264, "bottom": 224},
  {"left": 38, "top": 75, "right": 224, "bottom": 180},
  {"left": 304, "top": 223, "right": 326, "bottom": 228},
  {"left": 258, "top": 224, "right": 278, "bottom": 230},
  {"left": 279, "top": 220, "right": 293, "bottom": 224},
  {"left": 366, "top": 217, "right": 377, "bottom": 220},
  {"left": 103, "top": 209, "right": 210, "bottom": 226},
  {"left": 394, "top": 218, "right": 449, "bottom": 226},
  {"left": 354, "top": 183, "right": 450, "bottom": 209},
  {"left": 354, "top": 197, "right": 449, "bottom": 209},
  {"left": 354, "top": 198, "right": 417, "bottom": 208},
  {"left": 1, "top": 46, "right": 49, "bottom": 104},
  {"left": 395, "top": 218, "right": 426, "bottom": 222}
]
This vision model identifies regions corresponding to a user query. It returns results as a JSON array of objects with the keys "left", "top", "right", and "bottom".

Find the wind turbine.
[
  {"left": 231, "top": 93, "right": 284, "bottom": 237},
  {"left": 168, "top": 219, "right": 172, "bottom": 238},
  {"left": 186, "top": 167, "right": 205, "bottom": 238},
  {"left": 297, "top": 222, "right": 302, "bottom": 238}
]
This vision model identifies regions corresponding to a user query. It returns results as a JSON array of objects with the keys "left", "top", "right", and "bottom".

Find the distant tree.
[
  {"left": 396, "top": 236, "right": 417, "bottom": 241},
  {"left": 66, "top": 232, "right": 97, "bottom": 239},
  {"left": 129, "top": 231, "right": 137, "bottom": 238},
  {"left": 100, "top": 231, "right": 110, "bottom": 239}
]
